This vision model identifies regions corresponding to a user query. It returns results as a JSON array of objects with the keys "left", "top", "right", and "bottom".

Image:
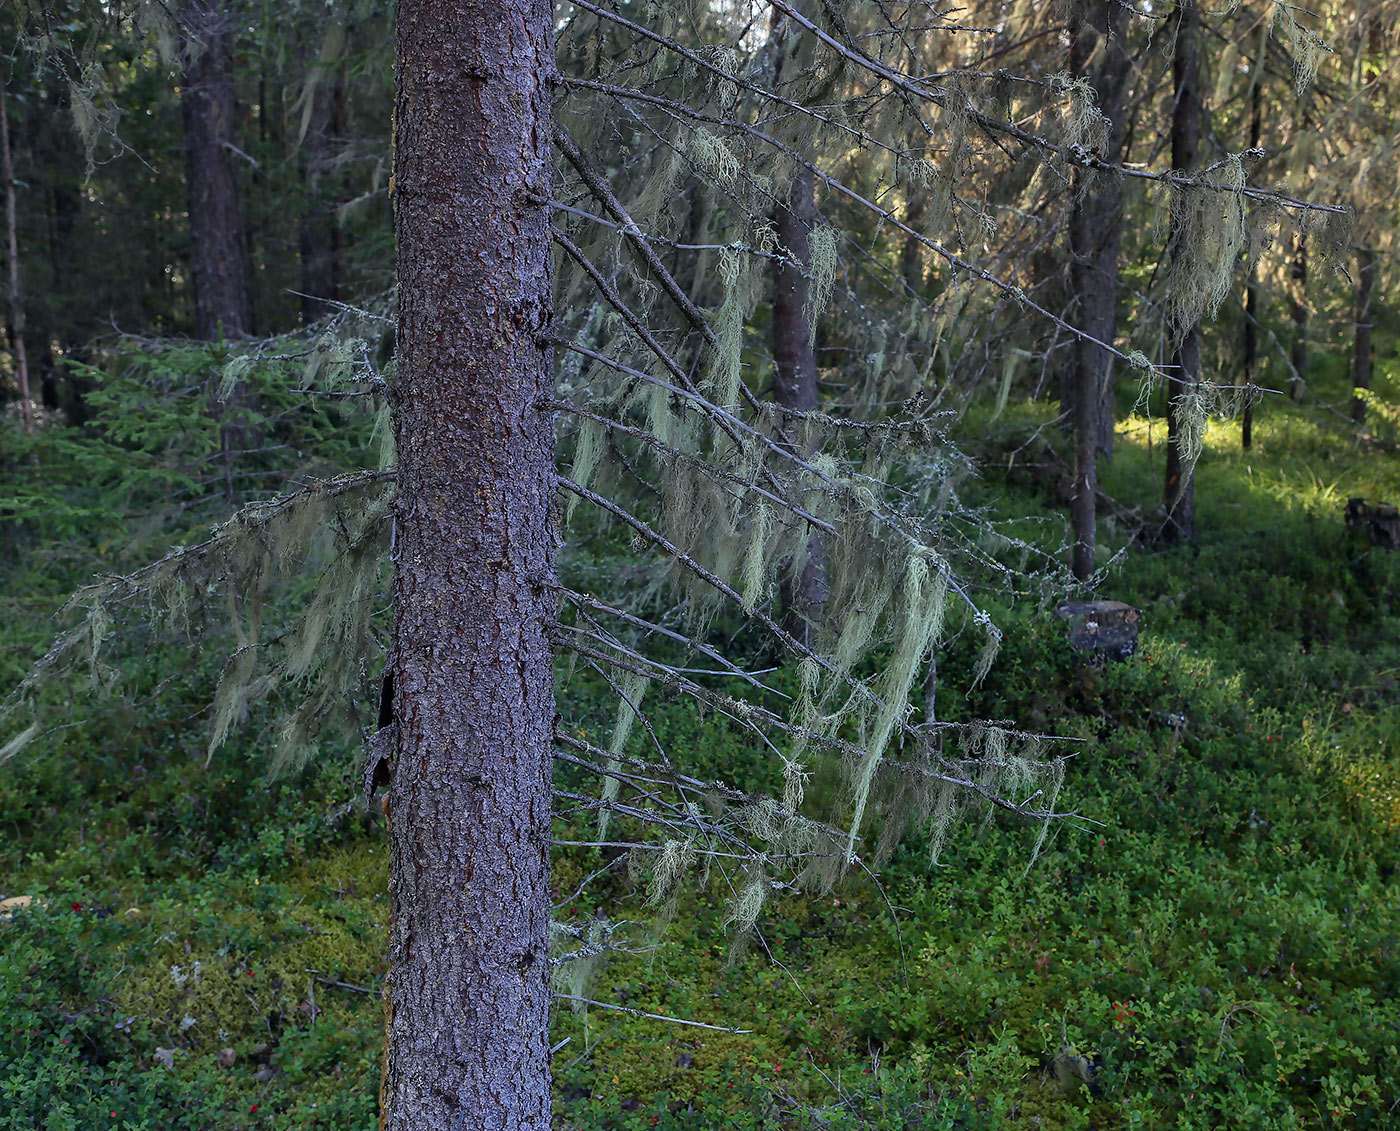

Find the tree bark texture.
[
  {"left": 385, "top": 3, "right": 557, "bottom": 1128},
  {"left": 1352, "top": 245, "right": 1377, "bottom": 423},
  {"left": 1066, "top": 0, "right": 1129, "bottom": 581},
  {"left": 772, "top": 163, "right": 828, "bottom": 639},
  {"left": 180, "top": 0, "right": 251, "bottom": 340},
  {"left": 1164, "top": 0, "right": 1200, "bottom": 542}
]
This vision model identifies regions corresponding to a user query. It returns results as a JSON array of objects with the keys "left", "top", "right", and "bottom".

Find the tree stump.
[
  {"left": 1055, "top": 600, "right": 1141, "bottom": 661},
  {"left": 1345, "top": 498, "right": 1400, "bottom": 550}
]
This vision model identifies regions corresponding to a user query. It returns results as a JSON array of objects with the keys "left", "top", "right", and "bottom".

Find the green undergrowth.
[{"left": 4, "top": 391, "right": 1400, "bottom": 1128}]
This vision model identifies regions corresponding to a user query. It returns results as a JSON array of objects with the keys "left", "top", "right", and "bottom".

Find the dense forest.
[{"left": 1, "top": 0, "right": 1398, "bottom": 1127}]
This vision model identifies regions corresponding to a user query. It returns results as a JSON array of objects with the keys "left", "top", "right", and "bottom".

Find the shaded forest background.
[{"left": 1, "top": 0, "right": 1400, "bottom": 1127}]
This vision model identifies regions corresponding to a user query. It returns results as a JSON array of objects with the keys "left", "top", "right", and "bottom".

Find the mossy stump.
[
  {"left": 1055, "top": 600, "right": 1140, "bottom": 662},
  {"left": 1345, "top": 498, "right": 1400, "bottom": 550}
]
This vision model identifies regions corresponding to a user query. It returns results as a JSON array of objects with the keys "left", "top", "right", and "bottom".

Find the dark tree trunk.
[
  {"left": 1290, "top": 240, "right": 1308, "bottom": 395},
  {"left": 772, "top": 163, "right": 828, "bottom": 640},
  {"left": 384, "top": 2, "right": 557, "bottom": 1128},
  {"left": 1352, "top": 245, "right": 1377, "bottom": 423},
  {"left": 900, "top": 189, "right": 925, "bottom": 295},
  {"left": 770, "top": 8, "right": 827, "bottom": 642},
  {"left": 1241, "top": 80, "right": 1261, "bottom": 450},
  {"left": 1, "top": 65, "right": 33, "bottom": 437},
  {"left": 1066, "top": 0, "right": 1129, "bottom": 581},
  {"left": 1241, "top": 277, "right": 1258, "bottom": 448},
  {"left": 1164, "top": 0, "right": 1201, "bottom": 542},
  {"left": 299, "top": 33, "right": 343, "bottom": 325},
  {"left": 180, "top": 0, "right": 250, "bottom": 340}
]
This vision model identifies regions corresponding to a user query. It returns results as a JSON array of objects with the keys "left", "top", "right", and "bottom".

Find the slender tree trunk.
[
  {"left": 900, "top": 189, "right": 925, "bottom": 295},
  {"left": 1241, "top": 277, "right": 1258, "bottom": 448},
  {"left": 1164, "top": 0, "right": 1201, "bottom": 542},
  {"left": 299, "top": 24, "right": 344, "bottom": 325},
  {"left": 1241, "top": 81, "right": 1261, "bottom": 450},
  {"left": 770, "top": 9, "right": 827, "bottom": 642},
  {"left": 180, "top": 0, "right": 250, "bottom": 340},
  {"left": 1066, "top": 0, "right": 1129, "bottom": 581},
  {"left": 1352, "top": 245, "right": 1377, "bottom": 423},
  {"left": 772, "top": 163, "right": 827, "bottom": 641},
  {"left": 1, "top": 68, "right": 34, "bottom": 437},
  {"left": 1289, "top": 241, "right": 1308, "bottom": 396},
  {"left": 384, "top": 3, "right": 557, "bottom": 1128}
]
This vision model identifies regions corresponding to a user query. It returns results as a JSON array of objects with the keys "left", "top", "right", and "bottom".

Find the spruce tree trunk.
[
  {"left": 1241, "top": 277, "right": 1258, "bottom": 449},
  {"left": 298, "top": 30, "right": 343, "bottom": 326},
  {"left": 1290, "top": 241, "right": 1308, "bottom": 395},
  {"left": 1, "top": 65, "right": 33, "bottom": 437},
  {"left": 772, "top": 163, "right": 827, "bottom": 640},
  {"left": 770, "top": 6, "right": 826, "bottom": 642},
  {"left": 1066, "top": 0, "right": 1129, "bottom": 581},
  {"left": 180, "top": 0, "right": 250, "bottom": 340},
  {"left": 383, "top": 2, "right": 557, "bottom": 1128},
  {"left": 1241, "top": 81, "right": 1261, "bottom": 450},
  {"left": 900, "top": 189, "right": 925, "bottom": 295},
  {"left": 1352, "top": 245, "right": 1377, "bottom": 423},
  {"left": 1163, "top": 0, "right": 1200, "bottom": 543}
]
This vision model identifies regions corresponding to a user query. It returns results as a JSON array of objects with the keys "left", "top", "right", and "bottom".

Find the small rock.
[
  {"left": 254, "top": 1064, "right": 278, "bottom": 1083},
  {"left": 217, "top": 1048, "right": 237, "bottom": 1068}
]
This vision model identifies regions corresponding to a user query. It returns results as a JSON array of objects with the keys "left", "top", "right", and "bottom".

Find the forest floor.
[{"left": 3, "top": 385, "right": 1400, "bottom": 1129}]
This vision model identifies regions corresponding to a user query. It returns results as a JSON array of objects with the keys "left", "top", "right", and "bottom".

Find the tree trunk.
[
  {"left": 770, "top": 9, "right": 827, "bottom": 642},
  {"left": 1066, "top": 0, "right": 1129, "bottom": 581},
  {"left": 1164, "top": 0, "right": 1201, "bottom": 542},
  {"left": 180, "top": 0, "right": 251, "bottom": 340},
  {"left": 772, "top": 163, "right": 828, "bottom": 640},
  {"left": 900, "top": 188, "right": 925, "bottom": 296},
  {"left": 1241, "top": 80, "right": 1261, "bottom": 450},
  {"left": 299, "top": 25, "right": 344, "bottom": 326},
  {"left": 1, "top": 65, "right": 33, "bottom": 437},
  {"left": 1290, "top": 240, "right": 1308, "bottom": 396},
  {"left": 1241, "top": 276, "right": 1258, "bottom": 448},
  {"left": 383, "top": 2, "right": 557, "bottom": 1128},
  {"left": 1352, "top": 245, "right": 1377, "bottom": 423}
]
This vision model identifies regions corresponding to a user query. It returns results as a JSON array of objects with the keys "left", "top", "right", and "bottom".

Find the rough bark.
[
  {"left": 1163, "top": 0, "right": 1200, "bottom": 543},
  {"left": 772, "top": 163, "right": 828, "bottom": 640},
  {"left": 180, "top": 0, "right": 251, "bottom": 340},
  {"left": 383, "top": 3, "right": 557, "bottom": 1128},
  {"left": 1066, "top": 0, "right": 1129, "bottom": 581},
  {"left": 1352, "top": 245, "right": 1377, "bottom": 423}
]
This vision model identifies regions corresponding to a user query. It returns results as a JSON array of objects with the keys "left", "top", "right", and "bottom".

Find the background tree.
[
  {"left": 1163, "top": 0, "right": 1205, "bottom": 543},
  {"left": 1065, "top": 0, "right": 1131, "bottom": 579},
  {"left": 179, "top": 0, "right": 251, "bottom": 341}
]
